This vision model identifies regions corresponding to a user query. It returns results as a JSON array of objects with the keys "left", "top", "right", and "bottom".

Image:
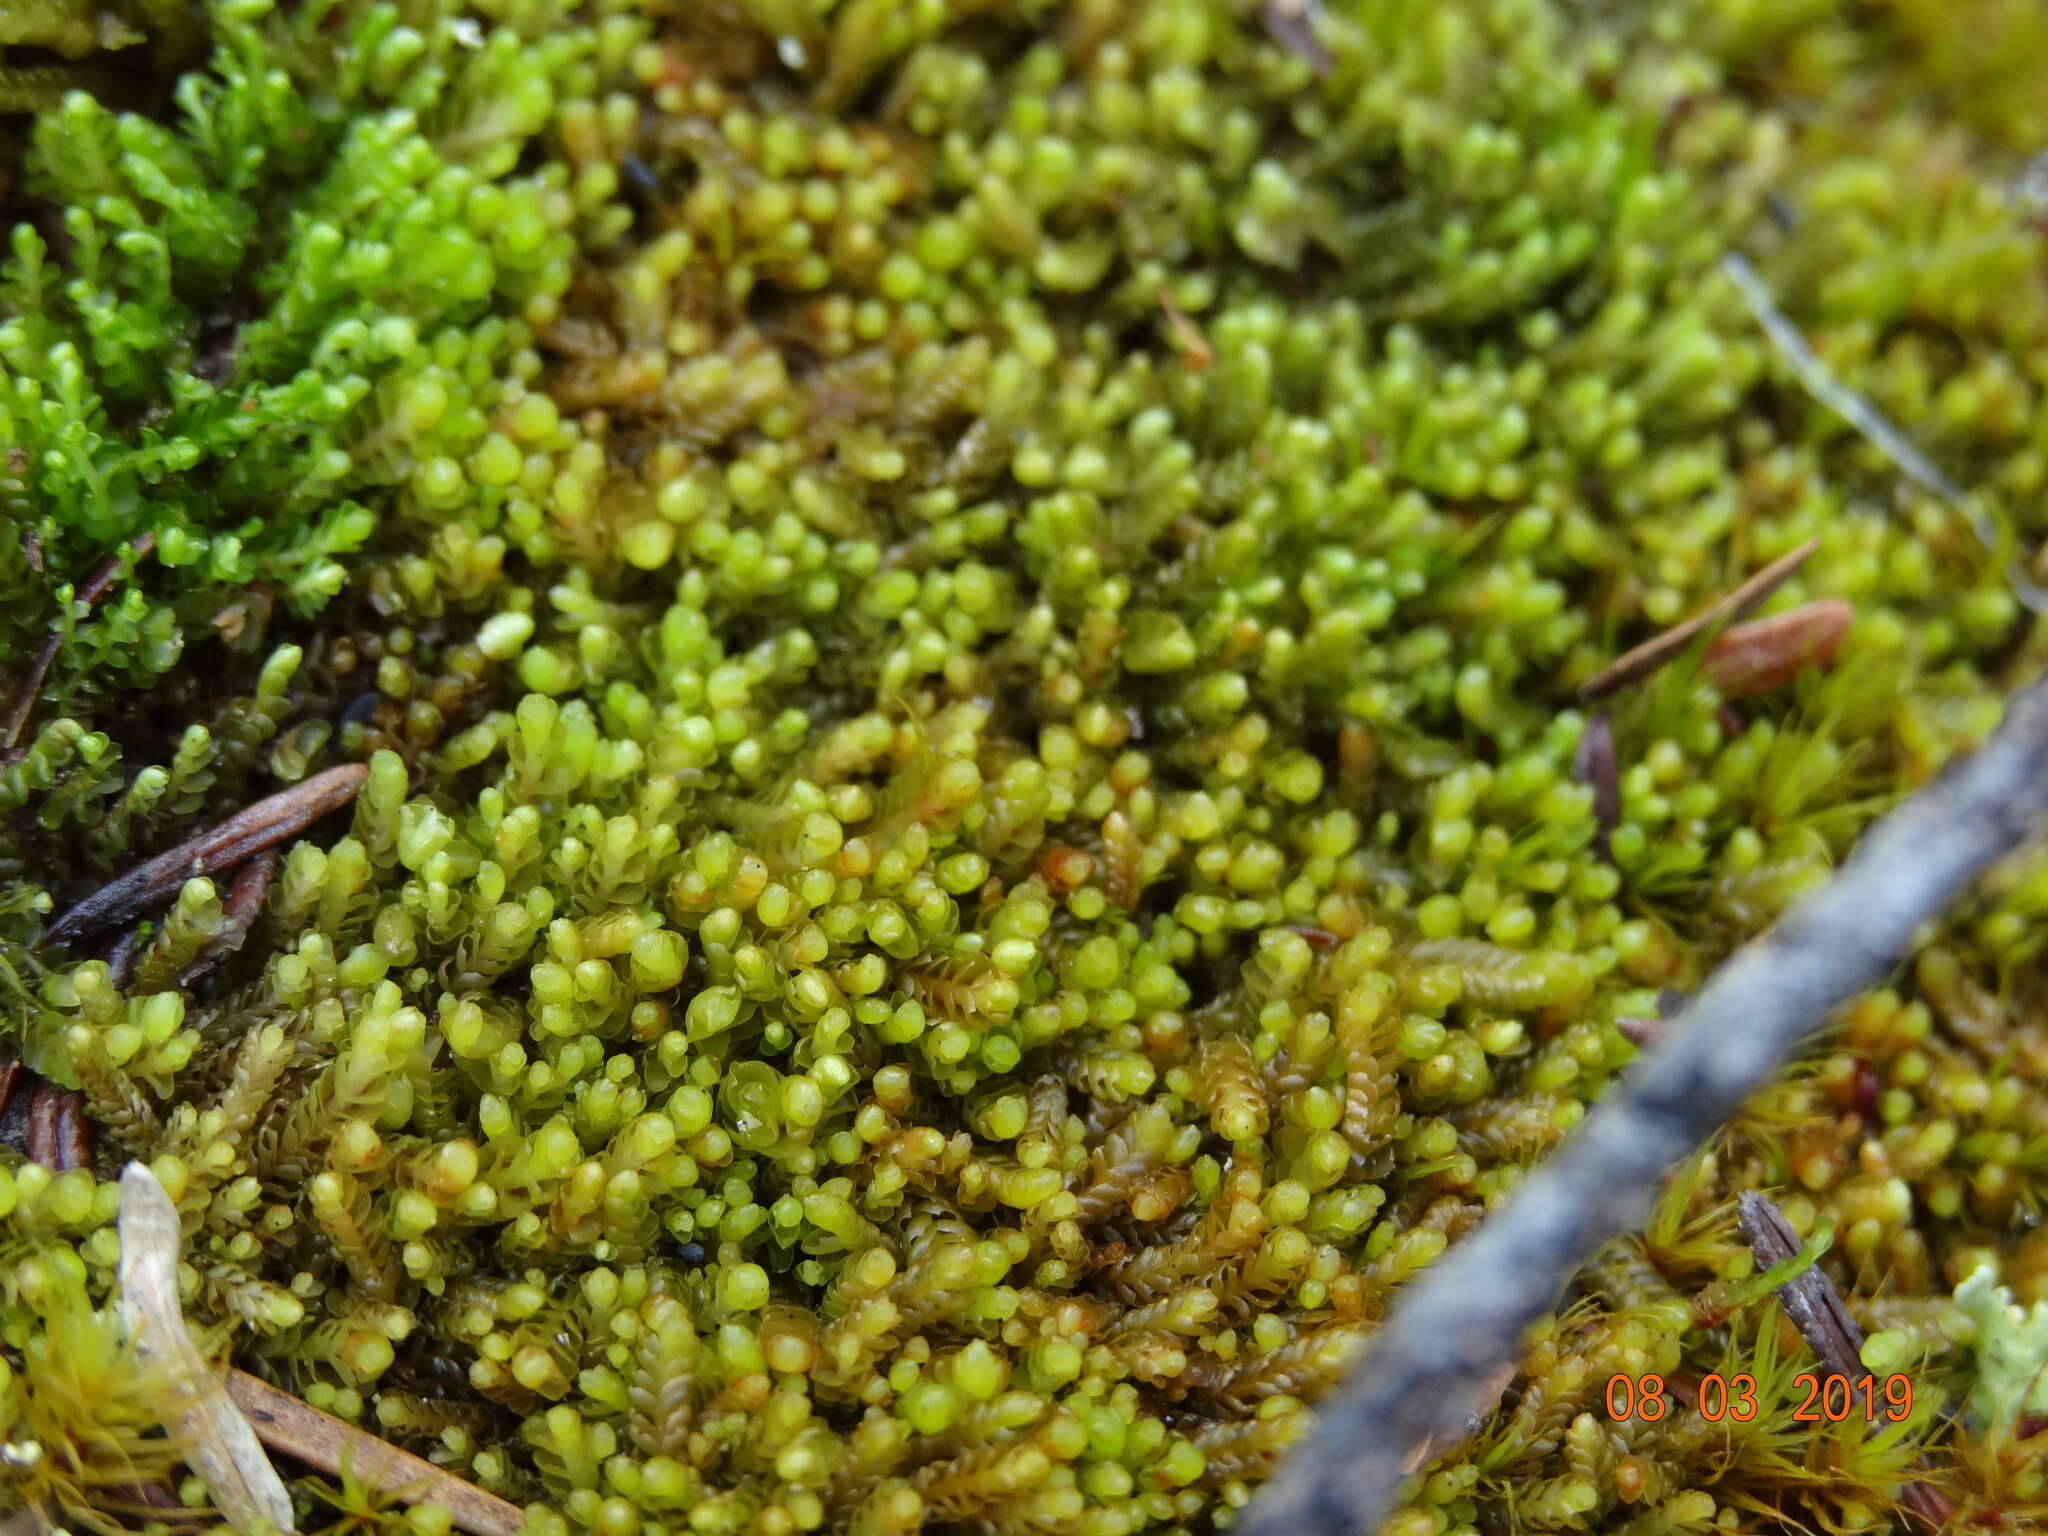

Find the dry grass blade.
[
  {"left": 1578, "top": 536, "right": 1820, "bottom": 700},
  {"left": 42, "top": 762, "right": 368, "bottom": 949},
  {"left": 117, "top": 1163, "right": 296, "bottom": 1535},
  {"left": 225, "top": 1372, "right": 524, "bottom": 1536}
]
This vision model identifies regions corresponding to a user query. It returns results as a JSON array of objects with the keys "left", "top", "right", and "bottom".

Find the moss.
[{"left": 4, "top": 0, "right": 2048, "bottom": 1533}]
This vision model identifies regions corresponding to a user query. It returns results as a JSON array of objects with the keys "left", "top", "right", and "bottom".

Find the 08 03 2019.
[{"left": 1603, "top": 1371, "right": 1915, "bottom": 1424}]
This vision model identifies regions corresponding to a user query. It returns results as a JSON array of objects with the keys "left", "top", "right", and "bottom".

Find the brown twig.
[
  {"left": 225, "top": 1371, "right": 525, "bottom": 1536},
  {"left": 1237, "top": 674, "right": 2048, "bottom": 1536},
  {"left": 1740, "top": 1193, "right": 1956, "bottom": 1530},
  {"left": 1578, "top": 536, "right": 1819, "bottom": 701},
  {"left": 1, "top": 533, "right": 155, "bottom": 751},
  {"left": 1738, "top": 1193, "right": 1864, "bottom": 1375},
  {"left": 41, "top": 763, "right": 368, "bottom": 950}
]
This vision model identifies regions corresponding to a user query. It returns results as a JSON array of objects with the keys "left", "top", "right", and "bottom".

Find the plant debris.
[
  {"left": 1579, "top": 536, "right": 1821, "bottom": 700},
  {"left": 117, "top": 1163, "right": 296, "bottom": 1536},
  {"left": 1737, "top": 1191, "right": 1864, "bottom": 1377},
  {"left": 1571, "top": 709, "right": 1619, "bottom": 855},
  {"left": 42, "top": 763, "right": 368, "bottom": 949},
  {"left": 225, "top": 1372, "right": 525, "bottom": 1536},
  {"left": 1739, "top": 1192, "right": 1956, "bottom": 1531},
  {"left": 176, "top": 847, "right": 280, "bottom": 989},
  {"left": 1700, "top": 598, "right": 1854, "bottom": 698},
  {"left": 1259, "top": 0, "right": 1333, "bottom": 75},
  {"left": 0, "top": 1057, "right": 90, "bottom": 1171}
]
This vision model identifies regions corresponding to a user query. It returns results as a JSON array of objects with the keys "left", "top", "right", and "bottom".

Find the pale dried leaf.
[{"left": 118, "top": 1163, "right": 296, "bottom": 1535}]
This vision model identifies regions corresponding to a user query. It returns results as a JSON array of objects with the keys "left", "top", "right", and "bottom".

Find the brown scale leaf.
[{"left": 1700, "top": 598, "right": 1853, "bottom": 698}]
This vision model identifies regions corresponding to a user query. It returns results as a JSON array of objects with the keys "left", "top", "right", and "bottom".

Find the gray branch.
[{"left": 1237, "top": 676, "right": 2048, "bottom": 1536}]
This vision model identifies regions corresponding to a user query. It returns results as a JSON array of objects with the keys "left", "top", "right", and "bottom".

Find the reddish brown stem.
[
  {"left": 178, "top": 848, "right": 280, "bottom": 988},
  {"left": 1, "top": 533, "right": 156, "bottom": 750},
  {"left": 41, "top": 762, "right": 368, "bottom": 950}
]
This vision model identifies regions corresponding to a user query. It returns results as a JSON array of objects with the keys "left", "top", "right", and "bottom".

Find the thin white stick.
[{"left": 119, "top": 1164, "right": 297, "bottom": 1535}]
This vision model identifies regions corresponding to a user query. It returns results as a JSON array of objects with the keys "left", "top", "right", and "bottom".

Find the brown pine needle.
[
  {"left": 225, "top": 1373, "right": 525, "bottom": 1536},
  {"left": 41, "top": 762, "right": 368, "bottom": 949},
  {"left": 1578, "top": 536, "right": 1820, "bottom": 700}
]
